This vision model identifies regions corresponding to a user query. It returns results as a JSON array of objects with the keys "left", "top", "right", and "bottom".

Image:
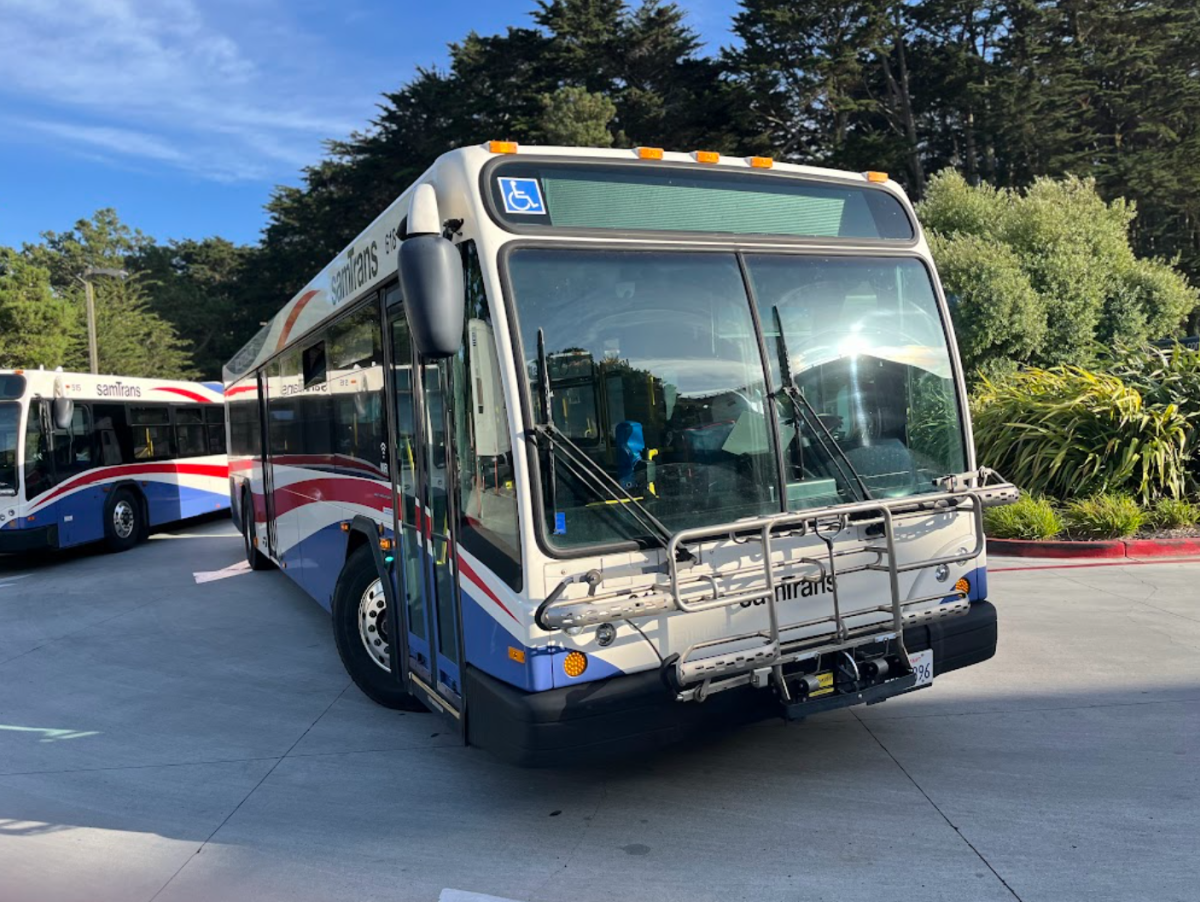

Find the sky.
[{"left": 0, "top": 0, "right": 741, "bottom": 250}]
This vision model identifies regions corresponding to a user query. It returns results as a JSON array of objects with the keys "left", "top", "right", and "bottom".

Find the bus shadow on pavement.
[{"left": 0, "top": 511, "right": 234, "bottom": 574}]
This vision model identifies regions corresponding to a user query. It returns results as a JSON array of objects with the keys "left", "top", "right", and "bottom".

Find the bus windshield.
[
  {"left": 510, "top": 248, "right": 966, "bottom": 551},
  {"left": 0, "top": 402, "right": 19, "bottom": 495},
  {"left": 746, "top": 254, "right": 966, "bottom": 506}
]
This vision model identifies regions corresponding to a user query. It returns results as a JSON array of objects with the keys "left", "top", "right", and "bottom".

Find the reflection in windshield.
[
  {"left": 511, "top": 249, "right": 779, "bottom": 548},
  {"left": 0, "top": 403, "right": 19, "bottom": 495},
  {"left": 509, "top": 249, "right": 965, "bottom": 550},
  {"left": 746, "top": 255, "right": 965, "bottom": 504}
]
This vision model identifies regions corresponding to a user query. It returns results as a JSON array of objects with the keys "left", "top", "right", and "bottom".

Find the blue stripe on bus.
[{"left": 6, "top": 483, "right": 228, "bottom": 549}]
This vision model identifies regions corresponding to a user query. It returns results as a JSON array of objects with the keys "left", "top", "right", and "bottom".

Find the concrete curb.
[{"left": 989, "top": 536, "right": 1200, "bottom": 559}]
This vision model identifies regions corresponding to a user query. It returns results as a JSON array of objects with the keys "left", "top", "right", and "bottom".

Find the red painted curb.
[
  {"left": 988, "top": 536, "right": 1200, "bottom": 559},
  {"left": 1124, "top": 537, "right": 1200, "bottom": 557},
  {"left": 987, "top": 538, "right": 1126, "bottom": 558}
]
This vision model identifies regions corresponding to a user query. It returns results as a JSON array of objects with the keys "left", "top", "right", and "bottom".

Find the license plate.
[{"left": 909, "top": 648, "right": 934, "bottom": 687}]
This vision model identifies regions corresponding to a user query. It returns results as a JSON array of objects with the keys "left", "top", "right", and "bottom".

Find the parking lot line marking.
[
  {"left": 439, "top": 890, "right": 529, "bottom": 902},
  {"left": 0, "top": 575, "right": 32, "bottom": 589},
  {"left": 0, "top": 724, "right": 100, "bottom": 742},
  {"left": 193, "top": 560, "right": 252, "bottom": 584}
]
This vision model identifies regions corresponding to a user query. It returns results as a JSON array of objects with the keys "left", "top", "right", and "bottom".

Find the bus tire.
[
  {"left": 104, "top": 487, "right": 142, "bottom": 553},
  {"left": 242, "top": 493, "right": 273, "bottom": 571},
  {"left": 332, "top": 544, "right": 427, "bottom": 712}
]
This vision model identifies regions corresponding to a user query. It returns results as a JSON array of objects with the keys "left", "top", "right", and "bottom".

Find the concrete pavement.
[{"left": 0, "top": 522, "right": 1197, "bottom": 902}]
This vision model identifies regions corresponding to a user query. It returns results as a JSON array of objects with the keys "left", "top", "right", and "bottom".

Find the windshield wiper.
[
  {"left": 532, "top": 329, "right": 692, "bottom": 561},
  {"left": 772, "top": 308, "right": 873, "bottom": 502}
]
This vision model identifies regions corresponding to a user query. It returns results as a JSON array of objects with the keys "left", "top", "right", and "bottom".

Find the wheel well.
[{"left": 345, "top": 528, "right": 369, "bottom": 561}]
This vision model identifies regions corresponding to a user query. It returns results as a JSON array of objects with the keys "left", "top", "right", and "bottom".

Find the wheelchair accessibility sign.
[{"left": 498, "top": 177, "right": 545, "bottom": 215}]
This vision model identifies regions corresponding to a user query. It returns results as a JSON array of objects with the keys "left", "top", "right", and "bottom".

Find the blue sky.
[{"left": 0, "top": 0, "right": 741, "bottom": 250}]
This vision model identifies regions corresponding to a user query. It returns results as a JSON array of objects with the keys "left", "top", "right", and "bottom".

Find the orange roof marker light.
[
  {"left": 693, "top": 150, "right": 720, "bottom": 164},
  {"left": 637, "top": 146, "right": 664, "bottom": 160},
  {"left": 865, "top": 171, "right": 889, "bottom": 183},
  {"left": 488, "top": 140, "right": 518, "bottom": 154},
  {"left": 749, "top": 156, "right": 774, "bottom": 169}
]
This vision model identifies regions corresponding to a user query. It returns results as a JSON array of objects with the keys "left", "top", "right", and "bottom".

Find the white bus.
[
  {"left": 225, "top": 143, "right": 1016, "bottom": 764},
  {"left": 0, "top": 369, "right": 228, "bottom": 553}
]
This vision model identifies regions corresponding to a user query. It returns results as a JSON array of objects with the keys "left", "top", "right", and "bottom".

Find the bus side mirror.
[
  {"left": 52, "top": 397, "right": 74, "bottom": 431},
  {"left": 400, "top": 184, "right": 463, "bottom": 360}
]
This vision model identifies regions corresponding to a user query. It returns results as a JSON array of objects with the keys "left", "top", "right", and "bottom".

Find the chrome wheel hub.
[
  {"left": 112, "top": 500, "right": 136, "bottom": 539},
  {"left": 358, "top": 579, "right": 391, "bottom": 671}
]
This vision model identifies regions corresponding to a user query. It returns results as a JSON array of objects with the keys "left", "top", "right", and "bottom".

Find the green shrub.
[
  {"left": 1062, "top": 494, "right": 1144, "bottom": 539},
  {"left": 984, "top": 495, "right": 1062, "bottom": 540},
  {"left": 1145, "top": 498, "right": 1200, "bottom": 530},
  {"left": 920, "top": 171, "right": 1199, "bottom": 378},
  {"left": 971, "top": 366, "right": 1189, "bottom": 503}
]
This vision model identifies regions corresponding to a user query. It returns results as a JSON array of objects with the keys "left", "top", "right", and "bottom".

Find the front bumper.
[
  {"left": 467, "top": 600, "right": 997, "bottom": 766},
  {"left": 0, "top": 523, "right": 59, "bottom": 554}
]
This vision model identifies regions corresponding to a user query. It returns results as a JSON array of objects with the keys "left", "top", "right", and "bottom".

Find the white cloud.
[{"left": 0, "top": 0, "right": 372, "bottom": 182}]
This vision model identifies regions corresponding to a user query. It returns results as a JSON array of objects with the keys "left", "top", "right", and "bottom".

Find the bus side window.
[
  {"left": 129, "top": 406, "right": 174, "bottom": 460},
  {"left": 23, "top": 404, "right": 51, "bottom": 499},
  {"left": 204, "top": 405, "right": 226, "bottom": 454},
  {"left": 50, "top": 405, "right": 94, "bottom": 481},
  {"left": 329, "top": 306, "right": 385, "bottom": 479},
  {"left": 93, "top": 404, "right": 134, "bottom": 465},
  {"left": 173, "top": 405, "right": 208, "bottom": 457}
]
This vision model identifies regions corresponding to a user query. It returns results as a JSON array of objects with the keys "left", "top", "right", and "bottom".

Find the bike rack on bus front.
[{"left": 536, "top": 472, "right": 1018, "bottom": 703}]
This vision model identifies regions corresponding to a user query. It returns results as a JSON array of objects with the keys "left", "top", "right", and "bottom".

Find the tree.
[
  {"left": 0, "top": 249, "right": 75, "bottom": 369},
  {"left": 130, "top": 238, "right": 253, "bottom": 379},
  {"left": 64, "top": 273, "right": 197, "bottom": 379},
  {"left": 727, "top": 0, "right": 878, "bottom": 163},
  {"left": 18, "top": 210, "right": 198, "bottom": 379},
  {"left": 539, "top": 86, "right": 617, "bottom": 146}
]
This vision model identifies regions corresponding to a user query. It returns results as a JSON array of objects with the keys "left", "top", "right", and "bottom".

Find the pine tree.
[{"left": 0, "top": 249, "right": 75, "bottom": 369}]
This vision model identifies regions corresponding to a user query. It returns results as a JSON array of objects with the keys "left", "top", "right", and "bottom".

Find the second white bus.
[{"left": 0, "top": 369, "right": 228, "bottom": 553}]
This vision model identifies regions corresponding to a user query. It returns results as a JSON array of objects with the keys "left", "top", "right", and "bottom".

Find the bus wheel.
[
  {"left": 242, "top": 495, "right": 273, "bottom": 571},
  {"left": 332, "top": 544, "right": 427, "bottom": 712},
  {"left": 104, "top": 488, "right": 141, "bottom": 553}
]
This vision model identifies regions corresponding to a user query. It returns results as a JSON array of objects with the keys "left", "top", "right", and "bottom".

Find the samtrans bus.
[
  {"left": 224, "top": 143, "right": 1016, "bottom": 765},
  {"left": 0, "top": 369, "right": 228, "bottom": 553}
]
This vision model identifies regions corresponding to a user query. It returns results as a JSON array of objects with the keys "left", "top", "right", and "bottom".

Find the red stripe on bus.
[
  {"left": 276, "top": 289, "right": 320, "bottom": 350},
  {"left": 33, "top": 462, "right": 229, "bottom": 507},
  {"left": 226, "top": 385, "right": 257, "bottom": 397},
  {"left": 152, "top": 387, "right": 216, "bottom": 403},
  {"left": 270, "top": 477, "right": 391, "bottom": 517},
  {"left": 456, "top": 554, "right": 518, "bottom": 622},
  {"left": 265, "top": 485, "right": 519, "bottom": 623}
]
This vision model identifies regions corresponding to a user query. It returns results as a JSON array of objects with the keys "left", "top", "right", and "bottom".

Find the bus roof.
[
  {"left": 0, "top": 369, "right": 224, "bottom": 404},
  {"left": 223, "top": 143, "right": 914, "bottom": 383}
]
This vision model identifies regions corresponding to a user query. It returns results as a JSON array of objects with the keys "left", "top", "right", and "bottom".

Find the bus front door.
[
  {"left": 257, "top": 369, "right": 278, "bottom": 559},
  {"left": 387, "top": 304, "right": 465, "bottom": 727}
]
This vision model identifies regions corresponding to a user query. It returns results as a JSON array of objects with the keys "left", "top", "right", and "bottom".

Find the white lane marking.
[
  {"left": 0, "top": 724, "right": 100, "bottom": 742},
  {"left": 439, "top": 891, "right": 528, "bottom": 902},
  {"left": 0, "top": 575, "right": 31, "bottom": 590},
  {"left": 193, "top": 560, "right": 252, "bottom": 584},
  {"left": 152, "top": 532, "right": 241, "bottom": 540}
]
